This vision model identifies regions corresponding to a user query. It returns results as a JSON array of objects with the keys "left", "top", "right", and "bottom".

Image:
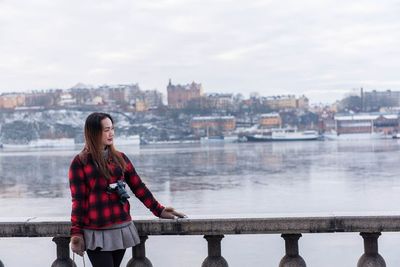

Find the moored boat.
[
  {"left": 245, "top": 134, "right": 272, "bottom": 142},
  {"left": 246, "top": 129, "right": 319, "bottom": 142},
  {"left": 271, "top": 129, "right": 319, "bottom": 141},
  {"left": 392, "top": 133, "right": 400, "bottom": 139},
  {"left": 323, "top": 131, "right": 388, "bottom": 140}
]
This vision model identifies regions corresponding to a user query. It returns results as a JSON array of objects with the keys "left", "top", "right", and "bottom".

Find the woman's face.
[{"left": 100, "top": 117, "right": 114, "bottom": 148}]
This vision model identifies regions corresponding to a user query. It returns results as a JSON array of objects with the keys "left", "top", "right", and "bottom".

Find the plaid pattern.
[{"left": 69, "top": 152, "right": 165, "bottom": 236}]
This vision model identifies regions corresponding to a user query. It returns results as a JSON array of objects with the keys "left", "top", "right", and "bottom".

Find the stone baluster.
[
  {"left": 127, "top": 235, "right": 153, "bottom": 267},
  {"left": 51, "top": 236, "right": 76, "bottom": 267},
  {"left": 201, "top": 235, "right": 229, "bottom": 267},
  {"left": 279, "top": 234, "right": 306, "bottom": 267},
  {"left": 357, "top": 232, "right": 386, "bottom": 267}
]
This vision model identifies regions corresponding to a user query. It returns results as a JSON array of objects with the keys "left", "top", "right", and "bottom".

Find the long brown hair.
[{"left": 80, "top": 112, "right": 126, "bottom": 179}]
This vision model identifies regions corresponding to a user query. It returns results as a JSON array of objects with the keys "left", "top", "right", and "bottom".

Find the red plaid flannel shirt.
[{"left": 69, "top": 152, "right": 165, "bottom": 236}]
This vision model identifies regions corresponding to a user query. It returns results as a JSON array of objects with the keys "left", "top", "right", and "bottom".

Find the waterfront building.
[
  {"left": 191, "top": 116, "right": 236, "bottom": 136},
  {"left": 258, "top": 113, "right": 282, "bottom": 128},
  {"left": 332, "top": 113, "right": 399, "bottom": 135}
]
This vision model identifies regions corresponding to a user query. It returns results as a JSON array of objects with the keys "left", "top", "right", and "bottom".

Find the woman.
[{"left": 69, "top": 112, "right": 185, "bottom": 267}]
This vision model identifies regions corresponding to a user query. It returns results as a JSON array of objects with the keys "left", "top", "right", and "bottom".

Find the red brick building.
[{"left": 167, "top": 79, "right": 203, "bottom": 109}]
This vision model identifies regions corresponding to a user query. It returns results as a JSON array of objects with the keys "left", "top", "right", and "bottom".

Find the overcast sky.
[{"left": 1, "top": 0, "right": 400, "bottom": 103}]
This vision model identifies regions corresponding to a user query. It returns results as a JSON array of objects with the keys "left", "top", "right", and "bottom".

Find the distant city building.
[
  {"left": 25, "top": 92, "right": 56, "bottom": 107},
  {"left": 133, "top": 100, "right": 148, "bottom": 112},
  {"left": 57, "top": 93, "right": 76, "bottom": 106},
  {"left": 362, "top": 89, "right": 400, "bottom": 111},
  {"left": 0, "top": 94, "right": 25, "bottom": 109},
  {"left": 0, "top": 83, "right": 152, "bottom": 110},
  {"left": 130, "top": 90, "right": 163, "bottom": 112},
  {"left": 98, "top": 84, "right": 140, "bottom": 105},
  {"left": 167, "top": 79, "right": 203, "bottom": 109},
  {"left": 69, "top": 88, "right": 92, "bottom": 105},
  {"left": 70, "top": 83, "right": 154, "bottom": 109},
  {"left": 90, "top": 96, "right": 104, "bottom": 105},
  {"left": 259, "top": 113, "right": 282, "bottom": 128},
  {"left": 329, "top": 101, "right": 339, "bottom": 113},
  {"left": 204, "top": 93, "right": 234, "bottom": 110},
  {"left": 297, "top": 96, "right": 309, "bottom": 109},
  {"left": 142, "top": 90, "right": 163, "bottom": 108},
  {"left": 263, "top": 95, "right": 309, "bottom": 110},
  {"left": 84, "top": 84, "right": 144, "bottom": 107},
  {"left": 191, "top": 116, "right": 236, "bottom": 136}
]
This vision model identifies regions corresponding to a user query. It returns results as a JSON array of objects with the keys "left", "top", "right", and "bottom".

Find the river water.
[{"left": 1, "top": 140, "right": 400, "bottom": 266}]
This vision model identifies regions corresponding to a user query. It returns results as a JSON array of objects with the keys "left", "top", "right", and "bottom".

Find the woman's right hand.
[{"left": 70, "top": 235, "right": 85, "bottom": 256}]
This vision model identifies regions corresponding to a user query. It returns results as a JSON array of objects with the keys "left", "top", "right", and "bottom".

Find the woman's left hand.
[{"left": 160, "top": 207, "right": 187, "bottom": 219}]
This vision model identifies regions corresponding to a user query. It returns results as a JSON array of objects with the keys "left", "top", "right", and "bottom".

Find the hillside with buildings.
[{"left": 1, "top": 81, "right": 400, "bottom": 145}]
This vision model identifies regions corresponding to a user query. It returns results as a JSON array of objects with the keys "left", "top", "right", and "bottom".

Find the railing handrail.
[{"left": 1, "top": 215, "right": 400, "bottom": 237}]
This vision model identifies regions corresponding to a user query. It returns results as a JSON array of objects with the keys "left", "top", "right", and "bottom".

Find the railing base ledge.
[
  {"left": 201, "top": 256, "right": 229, "bottom": 267},
  {"left": 357, "top": 255, "right": 386, "bottom": 267},
  {"left": 279, "top": 255, "right": 306, "bottom": 267},
  {"left": 126, "top": 258, "right": 153, "bottom": 267},
  {"left": 51, "top": 258, "right": 77, "bottom": 267}
]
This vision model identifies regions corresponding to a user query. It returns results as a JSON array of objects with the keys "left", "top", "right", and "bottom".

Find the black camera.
[{"left": 107, "top": 180, "right": 130, "bottom": 204}]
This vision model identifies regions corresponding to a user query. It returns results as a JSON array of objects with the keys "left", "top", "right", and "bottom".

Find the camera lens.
[{"left": 115, "top": 180, "right": 130, "bottom": 204}]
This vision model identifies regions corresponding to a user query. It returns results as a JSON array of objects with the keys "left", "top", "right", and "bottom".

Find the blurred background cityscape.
[{"left": 1, "top": 81, "right": 400, "bottom": 146}]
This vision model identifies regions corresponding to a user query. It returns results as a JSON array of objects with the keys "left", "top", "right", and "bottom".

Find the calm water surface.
[{"left": 1, "top": 140, "right": 400, "bottom": 266}]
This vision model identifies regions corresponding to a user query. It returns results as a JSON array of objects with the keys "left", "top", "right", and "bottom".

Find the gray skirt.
[{"left": 83, "top": 221, "right": 141, "bottom": 251}]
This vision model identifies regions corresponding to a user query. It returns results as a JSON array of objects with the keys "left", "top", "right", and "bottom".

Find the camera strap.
[{"left": 72, "top": 252, "right": 86, "bottom": 267}]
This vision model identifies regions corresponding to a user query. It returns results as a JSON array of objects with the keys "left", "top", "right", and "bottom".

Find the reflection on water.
[
  {"left": 1, "top": 140, "right": 400, "bottom": 215},
  {"left": 1, "top": 140, "right": 400, "bottom": 266},
  {"left": 0, "top": 152, "right": 72, "bottom": 198}
]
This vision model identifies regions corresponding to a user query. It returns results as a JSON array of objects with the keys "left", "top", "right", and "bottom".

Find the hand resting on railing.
[{"left": 160, "top": 207, "right": 187, "bottom": 219}]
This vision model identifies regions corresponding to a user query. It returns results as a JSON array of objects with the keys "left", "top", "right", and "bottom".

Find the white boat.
[
  {"left": 246, "top": 129, "right": 319, "bottom": 142},
  {"left": 113, "top": 135, "right": 140, "bottom": 146},
  {"left": 244, "top": 134, "right": 272, "bottom": 142},
  {"left": 1, "top": 138, "right": 76, "bottom": 149},
  {"left": 392, "top": 133, "right": 400, "bottom": 139},
  {"left": 323, "top": 131, "right": 387, "bottom": 141}
]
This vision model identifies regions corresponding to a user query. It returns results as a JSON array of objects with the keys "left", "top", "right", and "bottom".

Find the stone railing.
[{"left": 1, "top": 215, "right": 399, "bottom": 267}]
